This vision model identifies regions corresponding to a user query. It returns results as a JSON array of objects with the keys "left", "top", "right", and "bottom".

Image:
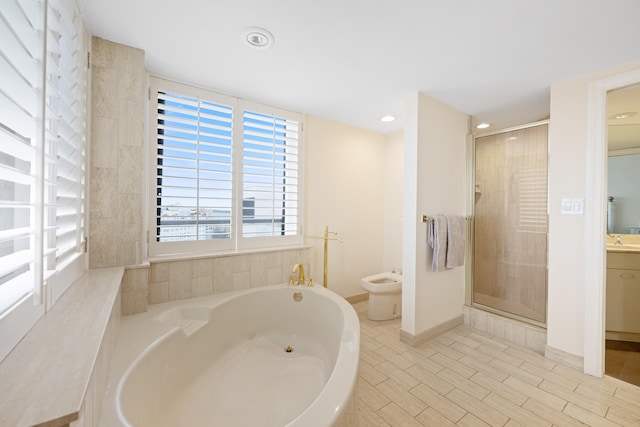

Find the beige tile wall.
[
  {"left": 70, "top": 288, "right": 122, "bottom": 427},
  {"left": 463, "top": 305, "right": 547, "bottom": 354},
  {"left": 89, "top": 37, "right": 145, "bottom": 269},
  {"left": 473, "top": 124, "right": 549, "bottom": 323},
  {"left": 122, "top": 248, "right": 311, "bottom": 315}
]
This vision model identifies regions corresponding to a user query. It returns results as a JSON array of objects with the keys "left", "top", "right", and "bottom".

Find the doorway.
[
  {"left": 473, "top": 122, "right": 549, "bottom": 324},
  {"left": 603, "top": 83, "right": 640, "bottom": 387},
  {"left": 584, "top": 67, "right": 640, "bottom": 378}
]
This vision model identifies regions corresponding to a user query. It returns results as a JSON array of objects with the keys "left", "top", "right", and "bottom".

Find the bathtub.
[{"left": 100, "top": 284, "right": 360, "bottom": 427}]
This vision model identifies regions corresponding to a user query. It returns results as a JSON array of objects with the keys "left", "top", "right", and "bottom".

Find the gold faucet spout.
[{"left": 292, "top": 263, "right": 305, "bottom": 286}]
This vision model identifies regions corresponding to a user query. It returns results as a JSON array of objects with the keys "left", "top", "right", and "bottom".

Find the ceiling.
[{"left": 78, "top": 0, "right": 640, "bottom": 135}]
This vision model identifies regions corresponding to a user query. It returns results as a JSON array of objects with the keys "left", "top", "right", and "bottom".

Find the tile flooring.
[
  {"left": 353, "top": 301, "right": 640, "bottom": 426},
  {"left": 605, "top": 341, "right": 640, "bottom": 388}
]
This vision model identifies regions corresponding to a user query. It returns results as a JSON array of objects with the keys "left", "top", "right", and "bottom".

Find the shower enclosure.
[{"left": 473, "top": 122, "right": 549, "bottom": 324}]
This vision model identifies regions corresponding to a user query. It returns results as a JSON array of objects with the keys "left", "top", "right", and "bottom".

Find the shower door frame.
[{"left": 467, "top": 119, "right": 550, "bottom": 328}]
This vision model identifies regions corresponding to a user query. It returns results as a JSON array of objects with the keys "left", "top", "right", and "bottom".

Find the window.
[
  {"left": 149, "top": 77, "right": 303, "bottom": 256},
  {"left": 241, "top": 108, "right": 300, "bottom": 239},
  {"left": 0, "top": 0, "right": 87, "bottom": 362}
]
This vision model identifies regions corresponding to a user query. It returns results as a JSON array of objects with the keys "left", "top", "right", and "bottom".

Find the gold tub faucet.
[{"left": 292, "top": 263, "right": 305, "bottom": 286}]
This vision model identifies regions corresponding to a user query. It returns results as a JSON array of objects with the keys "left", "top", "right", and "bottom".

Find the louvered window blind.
[
  {"left": 0, "top": 0, "right": 87, "bottom": 362},
  {"left": 155, "top": 90, "right": 234, "bottom": 243},
  {"left": 150, "top": 78, "right": 303, "bottom": 255},
  {"left": 242, "top": 110, "right": 299, "bottom": 238},
  {"left": 48, "top": 0, "right": 86, "bottom": 270},
  {"left": 0, "top": 0, "right": 43, "bottom": 317}
]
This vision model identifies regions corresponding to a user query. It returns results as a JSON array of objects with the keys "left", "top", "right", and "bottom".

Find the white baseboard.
[
  {"left": 399, "top": 315, "right": 464, "bottom": 347},
  {"left": 545, "top": 345, "right": 584, "bottom": 371}
]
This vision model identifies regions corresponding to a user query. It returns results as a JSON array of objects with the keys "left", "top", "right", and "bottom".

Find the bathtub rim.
[{"left": 112, "top": 284, "right": 360, "bottom": 427}]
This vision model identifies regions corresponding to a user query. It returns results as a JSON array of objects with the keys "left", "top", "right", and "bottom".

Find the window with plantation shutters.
[
  {"left": 48, "top": 0, "right": 86, "bottom": 270},
  {"left": 0, "top": 0, "right": 87, "bottom": 362},
  {"left": 242, "top": 108, "right": 299, "bottom": 239},
  {"left": 0, "top": 0, "right": 43, "bottom": 320},
  {"left": 153, "top": 86, "right": 234, "bottom": 247},
  {"left": 149, "top": 77, "right": 303, "bottom": 256}
]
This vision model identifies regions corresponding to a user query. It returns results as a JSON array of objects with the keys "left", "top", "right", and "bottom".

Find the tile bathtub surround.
[
  {"left": 121, "top": 248, "right": 311, "bottom": 313},
  {"left": 354, "top": 300, "right": 640, "bottom": 427},
  {"left": 0, "top": 267, "right": 123, "bottom": 427},
  {"left": 121, "top": 264, "right": 149, "bottom": 315},
  {"left": 89, "top": 37, "right": 145, "bottom": 268}
]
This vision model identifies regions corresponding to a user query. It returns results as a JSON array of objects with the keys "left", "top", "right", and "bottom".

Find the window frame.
[{"left": 147, "top": 77, "right": 304, "bottom": 258}]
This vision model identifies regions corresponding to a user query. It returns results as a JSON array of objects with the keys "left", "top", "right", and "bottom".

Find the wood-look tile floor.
[
  {"left": 353, "top": 301, "right": 640, "bottom": 427},
  {"left": 605, "top": 342, "right": 640, "bottom": 388}
]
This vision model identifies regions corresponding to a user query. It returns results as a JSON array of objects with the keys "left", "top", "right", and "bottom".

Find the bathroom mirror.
[{"left": 607, "top": 84, "right": 640, "bottom": 235}]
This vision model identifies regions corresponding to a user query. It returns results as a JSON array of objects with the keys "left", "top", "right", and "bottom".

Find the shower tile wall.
[
  {"left": 473, "top": 124, "right": 548, "bottom": 323},
  {"left": 122, "top": 248, "right": 311, "bottom": 315}
]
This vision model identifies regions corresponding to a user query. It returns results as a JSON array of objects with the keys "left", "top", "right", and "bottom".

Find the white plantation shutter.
[
  {"left": 0, "top": 0, "right": 87, "bottom": 362},
  {"left": 149, "top": 78, "right": 303, "bottom": 255},
  {"left": 0, "top": 0, "right": 42, "bottom": 316},
  {"left": 47, "top": 0, "right": 86, "bottom": 269},
  {"left": 151, "top": 78, "right": 235, "bottom": 253},
  {"left": 241, "top": 106, "right": 300, "bottom": 239}
]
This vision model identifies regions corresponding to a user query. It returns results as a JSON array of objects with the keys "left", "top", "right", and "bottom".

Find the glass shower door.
[{"left": 473, "top": 123, "right": 548, "bottom": 324}]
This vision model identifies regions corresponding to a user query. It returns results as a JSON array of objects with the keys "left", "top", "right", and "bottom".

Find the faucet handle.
[
  {"left": 289, "top": 276, "right": 296, "bottom": 286},
  {"left": 305, "top": 278, "right": 313, "bottom": 287}
]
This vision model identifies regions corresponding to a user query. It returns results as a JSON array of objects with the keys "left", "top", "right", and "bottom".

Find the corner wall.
[
  {"left": 89, "top": 37, "right": 145, "bottom": 268},
  {"left": 402, "top": 93, "right": 468, "bottom": 339},
  {"left": 383, "top": 130, "right": 404, "bottom": 273}
]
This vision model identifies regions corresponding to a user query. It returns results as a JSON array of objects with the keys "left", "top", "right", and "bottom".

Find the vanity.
[{"left": 606, "top": 239, "right": 640, "bottom": 342}]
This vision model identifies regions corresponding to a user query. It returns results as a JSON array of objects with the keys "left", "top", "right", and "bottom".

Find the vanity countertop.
[
  {"left": 607, "top": 243, "right": 640, "bottom": 253},
  {"left": 606, "top": 234, "right": 640, "bottom": 253}
]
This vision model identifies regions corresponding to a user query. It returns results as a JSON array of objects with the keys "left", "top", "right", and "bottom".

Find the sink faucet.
[{"left": 292, "top": 263, "right": 305, "bottom": 286}]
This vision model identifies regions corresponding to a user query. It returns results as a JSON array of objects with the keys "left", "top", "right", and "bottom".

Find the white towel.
[
  {"left": 445, "top": 215, "right": 466, "bottom": 268},
  {"left": 427, "top": 215, "right": 448, "bottom": 272}
]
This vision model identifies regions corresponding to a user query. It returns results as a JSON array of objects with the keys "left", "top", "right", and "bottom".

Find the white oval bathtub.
[{"left": 114, "top": 284, "right": 360, "bottom": 427}]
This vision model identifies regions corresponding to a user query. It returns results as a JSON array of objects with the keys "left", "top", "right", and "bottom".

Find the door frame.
[
  {"left": 470, "top": 120, "right": 550, "bottom": 327},
  {"left": 584, "top": 68, "right": 640, "bottom": 377}
]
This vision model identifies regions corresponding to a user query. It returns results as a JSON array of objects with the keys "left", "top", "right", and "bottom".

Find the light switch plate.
[{"left": 561, "top": 197, "right": 584, "bottom": 215}]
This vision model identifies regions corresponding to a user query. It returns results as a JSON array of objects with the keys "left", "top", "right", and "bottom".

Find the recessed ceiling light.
[
  {"left": 609, "top": 111, "right": 638, "bottom": 120},
  {"left": 241, "top": 27, "right": 274, "bottom": 50},
  {"left": 380, "top": 115, "right": 395, "bottom": 123},
  {"left": 476, "top": 123, "right": 490, "bottom": 129}
]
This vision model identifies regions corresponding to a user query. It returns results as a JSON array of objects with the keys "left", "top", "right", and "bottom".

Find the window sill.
[
  {"left": 147, "top": 244, "right": 312, "bottom": 263},
  {"left": 0, "top": 267, "right": 124, "bottom": 427}
]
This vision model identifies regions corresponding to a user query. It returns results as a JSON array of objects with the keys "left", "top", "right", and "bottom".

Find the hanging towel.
[
  {"left": 445, "top": 214, "right": 466, "bottom": 268},
  {"left": 427, "top": 215, "right": 448, "bottom": 272}
]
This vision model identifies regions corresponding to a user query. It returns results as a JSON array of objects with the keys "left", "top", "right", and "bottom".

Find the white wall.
[
  {"left": 547, "top": 60, "right": 640, "bottom": 358},
  {"left": 608, "top": 154, "right": 640, "bottom": 233},
  {"left": 383, "top": 130, "right": 404, "bottom": 273},
  {"left": 402, "top": 92, "right": 468, "bottom": 337},
  {"left": 304, "top": 115, "right": 387, "bottom": 297}
]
